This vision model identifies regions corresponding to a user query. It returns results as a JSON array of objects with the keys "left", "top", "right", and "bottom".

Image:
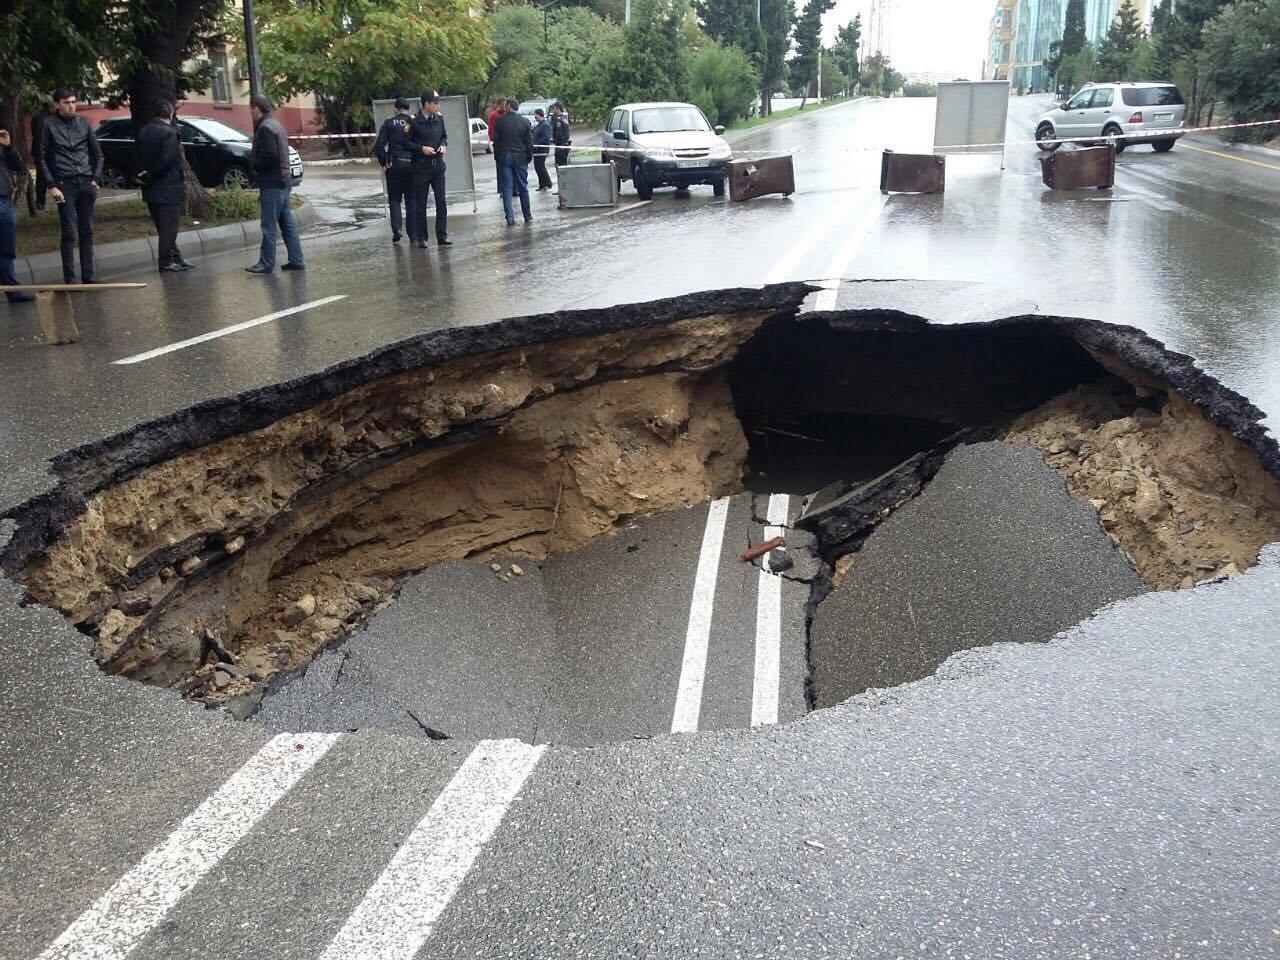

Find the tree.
[
  {"left": 757, "top": 0, "right": 795, "bottom": 114},
  {"left": 902, "top": 81, "right": 936, "bottom": 97},
  {"left": 247, "top": 0, "right": 490, "bottom": 135},
  {"left": 688, "top": 42, "right": 760, "bottom": 125},
  {"left": 1201, "top": 0, "right": 1280, "bottom": 142},
  {"left": 860, "top": 51, "right": 900, "bottom": 97},
  {"left": 1058, "top": 43, "right": 1096, "bottom": 93},
  {"left": 1062, "top": 0, "right": 1087, "bottom": 57},
  {"left": 832, "top": 16, "right": 861, "bottom": 91},
  {"left": 819, "top": 47, "right": 848, "bottom": 97},
  {"left": 697, "top": 0, "right": 760, "bottom": 49},
  {"left": 475, "top": 4, "right": 543, "bottom": 113},
  {"left": 620, "top": 0, "right": 691, "bottom": 104},
  {"left": 1096, "top": 0, "right": 1145, "bottom": 80},
  {"left": 790, "top": 0, "right": 833, "bottom": 107},
  {"left": 1043, "top": 40, "right": 1063, "bottom": 90},
  {"left": 539, "top": 8, "right": 626, "bottom": 123}
]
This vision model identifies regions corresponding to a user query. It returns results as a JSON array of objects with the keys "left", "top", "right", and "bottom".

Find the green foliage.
[
  {"left": 1201, "top": 0, "right": 1280, "bottom": 142},
  {"left": 860, "top": 51, "right": 900, "bottom": 97},
  {"left": 1062, "top": 0, "right": 1087, "bottom": 57},
  {"left": 0, "top": 0, "right": 105, "bottom": 110},
  {"left": 477, "top": 4, "right": 545, "bottom": 109},
  {"left": 103, "top": 0, "right": 226, "bottom": 121},
  {"left": 1057, "top": 44, "right": 1097, "bottom": 92},
  {"left": 819, "top": 48, "right": 848, "bottom": 97},
  {"left": 1096, "top": 0, "right": 1146, "bottom": 81},
  {"left": 619, "top": 0, "right": 691, "bottom": 103},
  {"left": 832, "top": 16, "right": 861, "bottom": 90},
  {"left": 246, "top": 0, "right": 491, "bottom": 131},
  {"left": 902, "top": 82, "right": 936, "bottom": 98},
  {"left": 539, "top": 8, "right": 627, "bottom": 124},
  {"left": 697, "top": 0, "right": 762, "bottom": 51},
  {"left": 688, "top": 42, "right": 760, "bottom": 125},
  {"left": 758, "top": 0, "right": 795, "bottom": 110},
  {"left": 789, "top": 0, "right": 834, "bottom": 103},
  {"left": 205, "top": 186, "right": 260, "bottom": 221}
]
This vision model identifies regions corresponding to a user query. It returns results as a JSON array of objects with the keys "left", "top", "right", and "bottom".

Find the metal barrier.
[
  {"left": 880, "top": 151, "right": 946, "bottom": 194},
  {"left": 1040, "top": 146, "right": 1116, "bottom": 190},
  {"left": 727, "top": 156, "right": 795, "bottom": 202},
  {"left": 557, "top": 163, "right": 619, "bottom": 209}
]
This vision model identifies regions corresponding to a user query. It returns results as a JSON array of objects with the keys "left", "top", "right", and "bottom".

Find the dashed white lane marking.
[
  {"left": 112, "top": 295, "right": 348, "bottom": 365},
  {"left": 762, "top": 197, "right": 859, "bottom": 287},
  {"left": 810, "top": 197, "right": 887, "bottom": 311},
  {"left": 751, "top": 494, "right": 791, "bottom": 727},
  {"left": 600, "top": 199, "right": 652, "bottom": 216},
  {"left": 320, "top": 739, "right": 545, "bottom": 960},
  {"left": 36, "top": 733, "right": 340, "bottom": 960},
  {"left": 671, "top": 497, "right": 732, "bottom": 734}
]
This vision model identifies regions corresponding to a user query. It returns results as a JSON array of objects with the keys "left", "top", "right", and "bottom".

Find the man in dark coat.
[
  {"left": 36, "top": 87, "right": 103, "bottom": 283},
  {"left": 0, "top": 125, "right": 36, "bottom": 302},
  {"left": 405, "top": 89, "right": 451, "bottom": 248},
  {"left": 493, "top": 98, "right": 534, "bottom": 226},
  {"left": 531, "top": 109, "right": 553, "bottom": 191},
  {"left": 550, "top": 102, "right": 572, "bottom": 168},
  {"left": 245, "top": 94, "right": 304, "bottom": 274},
  {"left": 135, "top": 102, "right": 193, "bottom": 272},
  {"left": 373, "top": 97, "right": 417, "bottom": 243}
]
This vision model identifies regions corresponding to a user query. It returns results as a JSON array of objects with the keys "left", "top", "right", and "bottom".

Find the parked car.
[
  {"left": 95, "top": 115, "right": 303, "bottom": 189},
  {"left": 600, "top": 101, "right": 733, "bottom": 200},
  {"left": 1036, "top": 82, "right": 1185, "bottom": 154},
  {"left": 469, "top": 118, "right": 492, "bottom": 154},
  {"left": 517, "top": 98, "right": 566, "bottom": 126}
]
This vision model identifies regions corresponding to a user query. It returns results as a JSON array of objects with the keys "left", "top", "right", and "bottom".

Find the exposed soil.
[{"left": 9, "top": 293, "right": 1280, "bottom": 719}]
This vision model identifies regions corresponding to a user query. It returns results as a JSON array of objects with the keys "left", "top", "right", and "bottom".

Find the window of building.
[{"left": 211, "top": 50, "right": 231, "bottom": 104}]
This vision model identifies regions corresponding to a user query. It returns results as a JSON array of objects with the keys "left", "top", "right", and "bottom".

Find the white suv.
[
  {"left": 601, "top": 102, "right": 733, "bottom": 199},
  {"left": 1036, "top": 82, "right": 1186, "bottom": 154}
]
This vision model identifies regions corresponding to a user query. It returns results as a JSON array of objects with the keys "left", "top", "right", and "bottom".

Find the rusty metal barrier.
[
  {"left": 1040, "top": 145, "right": 1116, "bottom": 190},
  {"left": 728, "top": 155, "right": 795, "bottom": 202},
  {"left": 880, "top": 151, "right": 946, "bottom": 194}
]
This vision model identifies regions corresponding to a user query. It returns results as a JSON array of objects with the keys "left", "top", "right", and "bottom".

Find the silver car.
[
  {"left": 1036, "top": 82, "right": 1186, "bottom": 154},
  {"left": 601, "top": 101, "right": 733, "bottom": 199}
]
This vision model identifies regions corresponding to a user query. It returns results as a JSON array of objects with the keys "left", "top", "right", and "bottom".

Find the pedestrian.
[
  {"left": 405, "top": 89, "right": 452, "bottom": 249},
  {"left": 135, "top": 101, "right": 193, "bottom": 273},
  {"left": 30, "top": 103, "right": 52, "bottom": 210},
  {"left": 36, "top": 87, "right": 102, "bottom": 284},
  {"left": 245, "top": 94, "right": 304, "bottom": 274},
  {"left": 531, "top": 109, "right": 553, "bottom": 191},
  {"left": 494, "top": 97, "right": 534, "bottom": 226},
  {"left": 550, "top": 102, "right": 572, "bottom": 169},
  {"left": 489, "top": 100, "right": 506, "bottom": 195},
  {"left": 373, "top": 96, "right": 417, "bottom": 243},
  {"left": 1, "top": 125, "right": 37, "bottom": 303}
]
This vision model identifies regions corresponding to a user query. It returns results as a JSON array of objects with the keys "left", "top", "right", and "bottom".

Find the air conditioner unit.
[{"left": 234, "top": 61, "right": 250, "bottom": 81}]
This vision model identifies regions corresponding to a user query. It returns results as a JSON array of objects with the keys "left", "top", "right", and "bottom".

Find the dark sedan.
[{"left": 95, "top": 115, "right": 302, "bottom": 190}]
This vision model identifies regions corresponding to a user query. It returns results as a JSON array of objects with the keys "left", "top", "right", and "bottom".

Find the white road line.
[
  {"left": 810, "top": 197, "right": 887, "bottom": 311},
  {"left": 671, "top": 497, "right": 732, "bottom": 734},
  {"left": 600, "top": 199, "right": 653, "bottom": 217},
  {"left": 320, "top": 739, "right": 545, "bottom": 960},
  {"left": 751, "top": 494, "right": 791, "bottom": 727},
  {"left": 36, "top": 733, "right": 340, "bottom": 960},
  {"left": 113, "top": 295, "right": 348, "bottom": 365},
  {"left": 762, "top": 198, "right": 860, "bottom": 287}
]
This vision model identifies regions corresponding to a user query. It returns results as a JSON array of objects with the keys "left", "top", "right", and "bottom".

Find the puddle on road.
[{"left": 6, "top": 287, "right": 1280, "bottom": 740}]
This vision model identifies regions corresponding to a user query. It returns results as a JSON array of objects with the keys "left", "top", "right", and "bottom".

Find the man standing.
[
  {"left": 531, "top": 109, "right": 553, "bottom": 191},
  {"left": 494, "top": 98, "right": 534, "bottom": 226},
  {"left": 373, "top": 97, "right": 417, "bottom": 243},
  {"left": 36, "top": 87, "right": 102, "bottom": 284},
  {"left": 135, "top": 102, "right": 193, "bottom": 273},
  {"left": 1, "top": 126, "right": 36, "bottom": 303},
  {"left": 30, "top": 104, "right": 52, "bottom": 210},
  {"left": 245, "top": 94, "right": 304, "bottom": 274},
  {"left": 550, "top": 102, "right": 572, "bottom": 169},
  {"left": 405, "top": 89, "right": 451, "bottom": 249}
]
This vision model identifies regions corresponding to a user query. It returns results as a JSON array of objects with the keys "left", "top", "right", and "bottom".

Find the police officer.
[
  {"left": 550, "top": 102, "right": 572, "bottom": 169},
  {"left": 373, "top": 97, "right": 417, "bottom": 243},
  {"left": 406, "top": 89, "right": 451, "bottom": 248}
]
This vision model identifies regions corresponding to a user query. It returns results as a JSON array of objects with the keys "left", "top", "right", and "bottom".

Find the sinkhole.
[{"left": 6, "top": 284, "right": 1280, "bottom": 745}]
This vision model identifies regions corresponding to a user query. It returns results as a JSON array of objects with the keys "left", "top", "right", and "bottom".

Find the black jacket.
[
  {"left": 37, "top": 113, "right": 103, "bottom": 185},
  {"left": 494, "top": 111, "right": 534, "bottom": 164},
  {"left": 550, "top": 114, "right": 571, "bottom": 147},
  {"left": 374, "top": 113, "right": 417, "bottom": 167},
  {"left": 532, "top": 119, "right": 552, "bottom": 156},
  {"left": 135, "top": 118, "right": 184, "bottom": 205},
  {"left": 250, "top": 114, "right": 291, "bottom": 188},
  {"left": 405, "top": 110, "right": 448, "bottom": 171},
  {"left": 1, "top": 145, "right": 24, "bottom": 200}
]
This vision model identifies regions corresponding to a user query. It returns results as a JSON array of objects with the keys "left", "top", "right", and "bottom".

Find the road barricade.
[
  {"left": 1040, "top": 145, "right": 1116, "bottom": 190},
  {"left": 880, "top": 151, "right": 946, "bottom": 194},
  {"left": 728, "top": 155, "right": 795, "bottom": 202},
  {"left": 557, "top": 163, "right": 619, "bottom": 209}
]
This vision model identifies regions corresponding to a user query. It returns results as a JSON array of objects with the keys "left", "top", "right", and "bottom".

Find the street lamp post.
[{"left": 242, "top": 0, "right": 264, "bottom": 100}]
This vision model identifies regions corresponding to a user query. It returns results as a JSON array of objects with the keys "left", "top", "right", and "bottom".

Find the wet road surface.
[{"left": 3, "top": 96, "right": 1280, "bottom": 959}]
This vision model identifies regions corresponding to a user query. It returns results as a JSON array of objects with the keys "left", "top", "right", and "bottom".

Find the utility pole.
[
  {"left": 625, "top": 0, "right": 631, "bottom": 23},
  {"left": 242, "top": 0, "right": 263, "bottom": 100}
]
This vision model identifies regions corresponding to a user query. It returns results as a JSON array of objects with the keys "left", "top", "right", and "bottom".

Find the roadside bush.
[
  {"left": 205, "top": 187, "right": 260, "bottom": 222},
  {"left": 688, "top": 42, "right": 760, "bottom": 127},
  {"left": 1201, "top": 0, "right": 1280, "bottom": 143},
  {"left": 902, "top": 82, "right": 937, "bottom": 98}
]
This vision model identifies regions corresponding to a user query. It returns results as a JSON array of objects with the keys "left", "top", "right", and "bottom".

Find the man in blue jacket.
[
  {"left": 531, "top": 109, "right": 553, "bottom": 191},
  {"left": 135, "top": 102, "right": 193, "bottom": 272}
]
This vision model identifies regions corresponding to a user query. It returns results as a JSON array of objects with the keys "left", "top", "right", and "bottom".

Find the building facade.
[
  {"left": 1004, "top": 0, "right": 1154, "bottom": 92},
  {"left": 983, "top": 0, "right": 1020, "bottom": 80}
]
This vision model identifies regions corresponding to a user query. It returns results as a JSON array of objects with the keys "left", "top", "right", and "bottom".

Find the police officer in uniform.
[
  {"left": 373, "top": 97, "right": 417, "bottom": 243},
  {"left": 405, "top": 89, "right": 451, "bottom": 248}
]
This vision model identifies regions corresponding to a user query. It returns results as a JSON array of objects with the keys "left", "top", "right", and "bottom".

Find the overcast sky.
[{"left": 824, "top": 0, "right": 993, "bottom": 80}]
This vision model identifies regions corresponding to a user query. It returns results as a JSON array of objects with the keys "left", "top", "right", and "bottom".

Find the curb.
[
  {"left": 1183, "top": 132, "right": 1280, "bottom": 162},
  {"left": 16, "top": 200, "right": 318, "bottom": 284}
]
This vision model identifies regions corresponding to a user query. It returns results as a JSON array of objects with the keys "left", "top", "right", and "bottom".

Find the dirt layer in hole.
[{"left": 8, "top": 294, "right": 1280, "bottom": 726}]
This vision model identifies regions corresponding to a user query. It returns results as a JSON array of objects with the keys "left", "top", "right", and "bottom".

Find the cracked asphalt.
[{"left": 2, "top": 96, "right": 1279, "bottom": 958}]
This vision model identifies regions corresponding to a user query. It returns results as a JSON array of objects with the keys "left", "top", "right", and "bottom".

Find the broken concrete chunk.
[
  {"left": 224, "top": 535, "right": 245, "bottom": 554},
  {"left": 117, "top": 591, "right": 151, "bottom": 616},
  {"left": 179, "top": 555, "right": 202, "bottom": 575},
  {"left": 282, "top": 594, "right": 317, "bottom": 626},
  {"left": 767, "top": 551, "right": 794, "bottom": 573},
  {"left": 510, "top": 564, "right": 525, "bottom": 577}
]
